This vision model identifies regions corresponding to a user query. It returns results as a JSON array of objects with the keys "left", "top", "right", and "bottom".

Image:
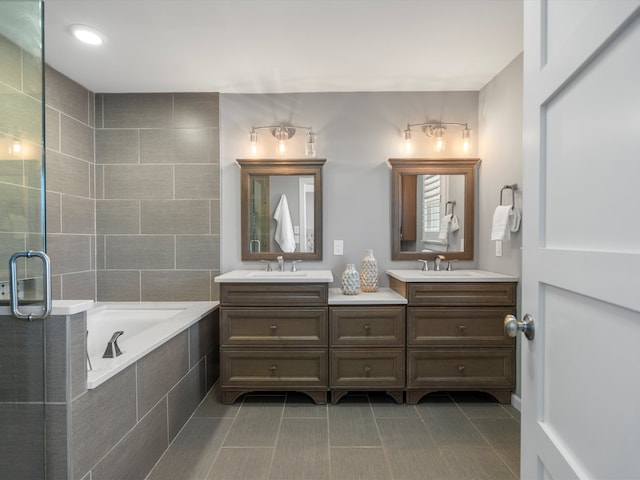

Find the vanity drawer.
[
  {"left": 330, "top": 349, "right": 404, "bottom": 388},
  {"left": 407, "top": 307, "right": 514, "bottom": 346},
  {"left": 329, "top": 306, "right": 404, "bottom": 346},
  {"left": 221, "top": 349, "right": 327, "bottom": 387},
  {"left": 407, "top": 282, "right": 516, "bottom": 306},
  {"left": 407, "top": 348, "right": 514, "bottom": 388},
  {"left": 220, "top": 283, "right": 327, "bottom": 306},
  {"left": 221, "top": 307, "right": 327, "bottom": 346}
]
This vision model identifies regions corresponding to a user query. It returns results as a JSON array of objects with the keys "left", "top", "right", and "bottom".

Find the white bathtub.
[{"left": 86, "top": 301, "right": 218, "bottom": 389}]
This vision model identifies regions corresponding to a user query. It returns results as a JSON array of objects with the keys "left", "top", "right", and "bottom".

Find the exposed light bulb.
[
  {"left": 433, "top": 127, "right": 446, "bottom": 153},
  {"left": 462, "top": 127, "right": 471, "bottom": 153},
  {"left": 278, "top": 140, "right": 286, "bottom": 155},
  {"left": 305, "top": 130, "right": 317, "bottom": 157},
  {"left": 11, "top": 139, "right": 22, "bottom": 155},
  {"left": 403, "top": 127, "right": 412, "bottom": 154},
  {"left": 249, "top": 130, "right": 258, "bottom": 155}
]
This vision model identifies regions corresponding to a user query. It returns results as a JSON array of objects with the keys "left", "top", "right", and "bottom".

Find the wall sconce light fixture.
[
  {"left": 403, "top": 121, "right": 471, "bottom": 154},
  {"left": 249, "top": 124, "right": 317, "bottom": 157}
]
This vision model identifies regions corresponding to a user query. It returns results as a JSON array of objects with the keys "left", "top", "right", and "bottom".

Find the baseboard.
[{"left": 511, "top": 393, "right": 521, "bottom": 411}]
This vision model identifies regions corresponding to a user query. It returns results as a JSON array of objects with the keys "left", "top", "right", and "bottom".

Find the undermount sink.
[
  {"left": 421, "top": 271, "right": 472, "bottom": 276},
  {"left": 385, "top": 269, "right": 519, "bottom": 282},
  {"left": 248, "top": 271, "right": 308, "bottom": 277}
]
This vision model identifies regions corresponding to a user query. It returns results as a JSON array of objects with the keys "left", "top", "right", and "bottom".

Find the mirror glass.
[
  {"left": 389, "top": 158, "right": 480, "bottom": 261},
  {"left": 240, "top": 158, "right": 325, "bottom": 261}
]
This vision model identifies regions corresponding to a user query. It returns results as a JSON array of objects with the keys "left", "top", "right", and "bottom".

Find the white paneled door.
[{"left": 521, "top": 1, "right": 640, "bottom": 478}]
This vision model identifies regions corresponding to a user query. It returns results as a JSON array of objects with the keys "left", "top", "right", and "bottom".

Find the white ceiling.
[{"left": 43, "top": 0, "right": 523, "bottom": 94}]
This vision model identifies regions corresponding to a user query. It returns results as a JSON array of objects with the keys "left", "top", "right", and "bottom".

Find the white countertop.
[
  {"left": 329, "top": 287, "right": 408, "bottom": 305},
  {"left": 215, "top": 269, "right": 334, "bottom": 283},
  {"left": 386, "top": 269, "right": 518, "bottom": 282},
  {"left": 0, "top": 299, "right": 94, "bottom": 317}
]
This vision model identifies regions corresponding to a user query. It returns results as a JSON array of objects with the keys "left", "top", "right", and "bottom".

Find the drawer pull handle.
[
  {"left": 364, "top": 365, "right": 371, "bottom": 375},
  {"left": 364, "top": 325, "right": 371, "bottom": 330},
  {"left": 457, "top": 365, "right": 465, "bottom": 372},
  {"left": 269, "top": 365, "right": 277, "bottom": 372},
  {"left": 270, "top": 325, "right": 277, "bottom": 331},
  {"left": 457, "top": 325, "right": 467, "bottom": 331}
]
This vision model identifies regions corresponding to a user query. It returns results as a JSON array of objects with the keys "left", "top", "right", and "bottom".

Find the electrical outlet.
[{"left": 334, "top": 240, "right": 344, "bottom": 256}]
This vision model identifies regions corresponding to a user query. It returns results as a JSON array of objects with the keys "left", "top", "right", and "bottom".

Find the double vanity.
[{"left": 215, "top": 269, "right": 517, "bottom": 405}]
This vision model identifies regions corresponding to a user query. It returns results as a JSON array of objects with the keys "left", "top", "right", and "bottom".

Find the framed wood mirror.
[
  {"left": 389, "top": 158, "right": 481, "bottom": 261},
  {"left": 238, "top": 158, "right": 325, "bottom": 261}
]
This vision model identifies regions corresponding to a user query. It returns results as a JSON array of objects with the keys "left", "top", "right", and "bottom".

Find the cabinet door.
[
  {"left": 221, "top": 349, "right": 327, "bottom": 387},
  {"left": 407, "top": 348, "right": 514, "bottom": 389},
  {"left": 407, "top": 307, "right": 514, "bottom": 346},
  {"left": 330, "top": 306, "right": 404, "bottom": 346},
  {"left": 408, "top": 282, "right": 516, "bottom": 306},
  {"left": 330, "top": 349, "right": 404, "bottom": 388},
  {"left": 221, "top": 307, "right": 327, "bottom": 346}
]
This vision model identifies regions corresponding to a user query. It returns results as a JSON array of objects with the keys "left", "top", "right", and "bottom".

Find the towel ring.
[
  {"left": 445, "top": 201, "right": 456, "bottom": 216},
  {"left": 500, "top": 184, "right": 517, "bottom": 206}
]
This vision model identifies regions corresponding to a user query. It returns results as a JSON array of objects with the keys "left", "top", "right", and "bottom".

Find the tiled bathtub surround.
[
  {"left": 44, "top": 67, "right": 221, "bottom": 302},
  {"left": 71, "top": 307, "right": 219, "bottom": 480},
  {"left": 95, "top": 92, "right": 220, "bottom": 302}
]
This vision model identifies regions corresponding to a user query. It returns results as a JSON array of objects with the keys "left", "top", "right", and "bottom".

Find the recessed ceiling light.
[{"left": 68, "top": 24, "right": 104, "bottom": 45}]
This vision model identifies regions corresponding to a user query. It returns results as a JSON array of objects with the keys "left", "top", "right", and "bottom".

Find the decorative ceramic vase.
[
  {"left": 360, "top": 249, "right": 379, "bottom": 292},
  {"left": 341, "top": 264, "right": 361, "bottom": 295}
]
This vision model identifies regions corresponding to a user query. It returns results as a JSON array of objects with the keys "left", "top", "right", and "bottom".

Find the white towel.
[
  {"left": 438, "top": 214, "right": 453, "bottom": 242},
  {"left": 273, "top": 194, "right": 296, "bottom": 252},
  {"left": 510, "top": 207, "right": 521, "bottom": 233},
  {"left": 450, "top": 214, "right": 460, "bottom": 233},
  {"left": 491, "top": 205, "right": 513, "bottom": 241}
]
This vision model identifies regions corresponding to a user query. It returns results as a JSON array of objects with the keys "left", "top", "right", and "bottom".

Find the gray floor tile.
[
  {"left": 223, "top": 396, "right": 285, "bottom": 447},
  {"left": 451, "top": 391, "right": 512, "bottom": 419},
  {"left": 207, "top": 447, "right": 273, "bottom": 480},
  {"left": 193, "top": 387, "right": 241, "bottom": 418},
  {"left": 147, "top": 417, "right": 233, "bottom": 480},
  {"left": 416, "top": 397, "right": 488, "bottom": 448},
  {"left": 276, "top": 418, "right": 328, "bottom": 448},
  {"left": 330, "top": 447, "right": 392, "bottom": 480},
  {"left": 284, "top": 392, "right": 328, "bottom": 418},
  {"left": 384, "top": 447, "right": 454, "bottom": 480},
  {"left": 471, "top": 417, "right": 521, "bottom": 475},
  {"left": 376, "top": 417, "right": 436, "bottom": 449},
  {"left": 328, "top": 396, "right": 381, "bottom": 447},
  {"left": 368, "top": 392, "right": 419, "bottom": 418},
  {"left": 440, "top": 446, "right": 517, "bottom": 480},
  {"left": 269, "top": 446, "right": 330, "bottom": 480}
]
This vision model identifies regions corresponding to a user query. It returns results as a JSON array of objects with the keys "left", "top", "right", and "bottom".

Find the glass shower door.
[{"left": 0, "top": 0, "right": 48, "bottom": 478}]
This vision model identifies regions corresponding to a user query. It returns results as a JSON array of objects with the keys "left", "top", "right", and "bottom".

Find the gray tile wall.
[
  {"left": 44, "top": 69, "right": 221, "bottom": 302},
  {"left": 71, "top": 309, "right": 219, "bottom": 480},
  {"left": 45, "top": 66, "right": 96, "bottom": 300},
  {"left": 95, "top": 92, "right": 220, "bottom": 301}
]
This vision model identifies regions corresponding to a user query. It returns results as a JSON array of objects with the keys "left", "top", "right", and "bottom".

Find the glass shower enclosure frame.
[{"left": 0, "top": 0, "right": 51, "bottom": 478}]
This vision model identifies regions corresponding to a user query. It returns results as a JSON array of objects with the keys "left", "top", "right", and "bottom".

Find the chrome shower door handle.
[{"left": 9, "top": 250, "right": 52, "bottom": 320}]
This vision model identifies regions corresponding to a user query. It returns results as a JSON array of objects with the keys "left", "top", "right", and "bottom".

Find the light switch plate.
[{"left": 334, "top": 240, "right": 344, "bottom": 255}]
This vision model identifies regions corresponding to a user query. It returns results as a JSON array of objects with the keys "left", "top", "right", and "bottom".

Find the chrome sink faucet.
[
  {"left": 435, "top": 255, "right": 445, "bottom": 271},
  {"left": 291, "top": 260, "right": 302, "bottom": 272},
  {"left": 277, "top": 255, "right": 284, "bottom": 272},
  {"left": 418, "top": 259, "right": 429, "bottom": 271}
]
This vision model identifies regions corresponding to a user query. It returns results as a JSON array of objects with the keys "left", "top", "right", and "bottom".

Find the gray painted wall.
[
  {"left": 478, "top": 54, "right": 524, "bottom": 397},
  {"left": 220, "top": 91, "right": 480, "bottom": 285}
]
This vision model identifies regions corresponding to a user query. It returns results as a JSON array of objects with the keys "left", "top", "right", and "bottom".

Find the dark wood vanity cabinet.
[
  {"left": 219, "top": 283, "right": 329, "bottom": 405},
  {"left": 400, "top": 282, "right": 516, "bottom": 404},
  {"left": 329, "top": 306, "right": 405, "bottom": 404}
]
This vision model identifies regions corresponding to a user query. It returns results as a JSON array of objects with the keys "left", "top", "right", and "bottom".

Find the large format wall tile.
[
  {"left": 46, "top": 150, "right": 91, "bottom": 198},
  {"left": 140, "top": 128, "right": 217, "bottom": 164},
  {"left": 136, "top": 331, "right": 189, "bottom": 419},
  {"left": 141, "top": 270, "right": 211, "bottom": 301},
  {"left": 176, "top": 235, "right": 220, "bottom": 270},
  {"left": 96, "top": 200, "right": 140, "bottom": 234},
  {"left": 47, "top": 234, "right": 92, "bottom": 275},
  {"left": 95, "top": 129, "right": 139, "bottom": 164},
  {"left": 104, "top": 235, "right": 175, "bottom": 269},
  {"left": 91, "top": 401, "right": 168, "bottom": 480},
  {"left": 140, "top": 200, "right": 210, "bottom": 234},
  {"left": 103, "top": 164, "right": 174, "bottom": 199},
  {"left": 60, "top": 115, "right": 93, "bottom": 161},
  {"left": 96, "top": 270, "right": 141, "bottom": 302},
  {"left": 167, "top": 360, "right": 206, "bottom": 441},
  {"left": 102, "top": 93, "right": 173, "bottom": 128},
  {"left": 0, "top": 34, "right": 21, "bottom": 88},
  {"left": 175, "top": 164, "right": 219, "bottom": 199},
  {"left": 173, "top": 93, "right": 219, "bottom": 128},
  {"left": 62, "top": 195, "right": 95, "bottom": 234},
  {"left": 0, "top": 403, "right": 45, "bottom": 479},
  {"left": 71, "top": 367, "right": 137, "bottom": 479},
  {"left": 45, "top": 67, "right": 90, "bottom": 124}
]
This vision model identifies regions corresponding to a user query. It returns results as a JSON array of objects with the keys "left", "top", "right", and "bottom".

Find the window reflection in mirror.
[
  {"left": 389, "top": 158, "right": 480, "bottom": 261},
  {"left": 239, "top": 158, "right": 325, "bottom": 261}
]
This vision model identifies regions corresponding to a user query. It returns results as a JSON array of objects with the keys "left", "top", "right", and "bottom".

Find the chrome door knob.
[{"left": 504, "top": 314, "right": 535, "bottom": 341}]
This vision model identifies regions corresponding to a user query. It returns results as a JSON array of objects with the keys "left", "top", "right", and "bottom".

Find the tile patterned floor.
[{"left": 146, "top": 388, "right": 520, "bottom": 480}]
